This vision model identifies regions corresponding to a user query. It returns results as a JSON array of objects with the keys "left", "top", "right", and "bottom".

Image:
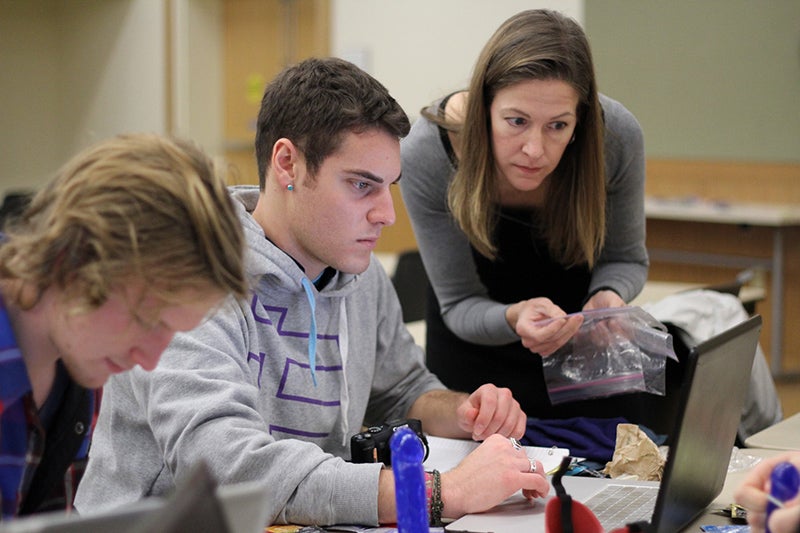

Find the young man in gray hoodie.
[{"left": 75, "top": 57, "right": 550, "bottom": 527}]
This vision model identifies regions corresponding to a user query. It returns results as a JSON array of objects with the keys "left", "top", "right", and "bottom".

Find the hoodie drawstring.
[
  {"left": 338, "top": 298, "right": 351, "bottom": 445},
  {"left": 300, "top": 277, "right": 318, "bottom": 386}
]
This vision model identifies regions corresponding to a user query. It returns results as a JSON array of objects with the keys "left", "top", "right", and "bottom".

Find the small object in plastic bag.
[
  {"left": 539, "top": 307, "right": 678, "bottom": 405},
  {"left": 727, "top": 446, "right": 763, "bottom": 474}
]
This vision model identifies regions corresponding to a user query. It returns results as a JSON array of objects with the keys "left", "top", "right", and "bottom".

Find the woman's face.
[{"left": 489, "top": 78, "right": 579, "bottom": 194}]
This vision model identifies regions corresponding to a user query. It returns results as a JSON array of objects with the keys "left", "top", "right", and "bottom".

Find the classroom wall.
[
  {"left": 0, "top": 0, "right": 169, "bottom": 191},
  {"left": 0, "top": 0, "right": 62, "bottom": 192},
  {"left": 2, "top": 1, "right": 797, "bottom": 217},
  {"left": 0, "top": 0, "right": 214, "bottom": 192},
  {"left": 0, "top": 0, "right": 580, "bottom": 192},
  {"left": 57, "top": 1, "right": 168, "bottom": 154},
  {"left": 330, "top": 0, "right": 582, "bottom": 122},
  {"left": 2, "top": 1, "right": 798, "bottom": 193},
  {"left": 585, "top": 0, "right": 800, "bottom": 163},
  {"left": 170, "top": 0, "right": 224, "bottom": 156}
]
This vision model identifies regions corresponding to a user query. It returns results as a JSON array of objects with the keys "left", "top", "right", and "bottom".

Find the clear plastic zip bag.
[{"left": 539, "top": 306, "right": 679, "bottom": 405}]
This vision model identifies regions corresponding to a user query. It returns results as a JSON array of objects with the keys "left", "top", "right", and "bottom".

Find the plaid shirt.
[{"left": 0, "top": 298, "right": 95, "bottom": 522}]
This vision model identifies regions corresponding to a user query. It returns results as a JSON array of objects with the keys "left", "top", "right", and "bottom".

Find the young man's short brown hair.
[{"left": 254, "top": 57, "right": 410, "bottom": 189}]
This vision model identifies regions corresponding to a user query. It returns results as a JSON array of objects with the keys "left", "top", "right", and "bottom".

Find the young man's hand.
[
  {"left": 440, "top": 434, "right": 550, "bottom": 518},
  {"left": 456, "top": 383, "right": 527, "bottom": 441}
]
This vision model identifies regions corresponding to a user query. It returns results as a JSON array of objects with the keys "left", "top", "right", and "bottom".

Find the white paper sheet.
[{"left": 423, "top": 436, "right": 570, "bottom": 475}]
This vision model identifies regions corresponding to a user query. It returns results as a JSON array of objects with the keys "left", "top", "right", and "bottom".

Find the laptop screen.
[{"left": 651, "top": 314, "right": 761, "bottom": 533}]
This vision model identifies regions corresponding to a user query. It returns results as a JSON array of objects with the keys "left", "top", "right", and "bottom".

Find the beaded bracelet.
[{"left": 427, "top": 469, "right": 443, "bottom": 527}]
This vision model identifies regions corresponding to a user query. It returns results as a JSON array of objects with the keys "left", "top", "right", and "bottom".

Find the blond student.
[{"left": 0, "top": 133, "right": 247, "bottom": 521}]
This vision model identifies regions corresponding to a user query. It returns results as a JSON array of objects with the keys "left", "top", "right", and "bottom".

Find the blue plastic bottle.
[
  {"left": 390, "top": 427, "right": 429, "bottom": 533},
  {"left": 767, "top": 461, "right": 800, "bottom": 533}
]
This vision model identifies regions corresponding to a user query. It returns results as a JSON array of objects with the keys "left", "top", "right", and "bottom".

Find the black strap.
[
  {"left": 436, "top": 93, "right": 459, "bottom": 167},
  {"left": 552, "top": 455, "right": 575, "bottom": 533}
]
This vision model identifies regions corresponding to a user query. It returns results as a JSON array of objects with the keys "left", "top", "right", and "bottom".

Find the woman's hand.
[
  {"left": 582, "top": 289, "right": 625, "bottom": 311},
  {"left": 506, "top": 297, "right": 583, "bottom": 356},
  {"left": 440, "top": 434, "right": 551, "bottom": 519}
]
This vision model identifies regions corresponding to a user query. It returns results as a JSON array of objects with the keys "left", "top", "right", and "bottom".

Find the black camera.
[{"left": 350, "top": 418, "right": 429, "bottom": 466}]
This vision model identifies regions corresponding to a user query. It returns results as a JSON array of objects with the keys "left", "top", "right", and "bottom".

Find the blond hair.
[
  {"left": 440, "top": 9, "right": 606, "bottom": 266},
  {"left": 0, "top": 133, "right": 248, "bottom": 312}
]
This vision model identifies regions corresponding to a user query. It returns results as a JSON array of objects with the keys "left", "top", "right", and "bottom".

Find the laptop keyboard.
[{"left": 584, "top": 484, "right": 658, "bottom": 530}]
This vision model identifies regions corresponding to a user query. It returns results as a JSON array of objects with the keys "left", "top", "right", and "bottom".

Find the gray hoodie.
[{"left": 74, "top": 186, "right": 445, "bottom": 526}]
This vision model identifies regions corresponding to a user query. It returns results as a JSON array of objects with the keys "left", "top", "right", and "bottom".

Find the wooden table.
[{"left": 646, "top": 196, "right": 800, "bottom": 375}]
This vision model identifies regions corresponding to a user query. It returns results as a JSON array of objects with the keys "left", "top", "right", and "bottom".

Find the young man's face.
[
  {"left": 51, "top": 283, "right": 222, "bottom": 389},
  {"left": 287, "top": 129, "right": 401, "bottom": 279}
]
